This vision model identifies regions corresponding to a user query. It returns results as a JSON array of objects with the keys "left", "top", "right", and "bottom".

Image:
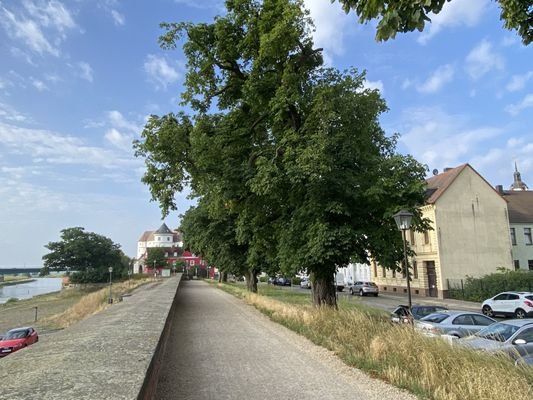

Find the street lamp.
[
  {"left": 393, "top": 210, "right": 414, "bottom": 313},
  {"left": 108, "top": 267, "right": 113, "bottom": 304}
]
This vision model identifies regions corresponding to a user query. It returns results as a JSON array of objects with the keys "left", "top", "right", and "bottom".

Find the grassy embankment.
[
  {"left": 0, "top": 275, "right": 35, "bottom": 287},
  {"left": 1, "top": 277, "right": 151, "bottom": 332},
  {"left": 211, "top": 282, "right": 533, "bottom": 400}
]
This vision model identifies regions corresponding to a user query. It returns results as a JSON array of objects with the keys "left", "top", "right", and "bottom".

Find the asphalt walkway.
[{"left": 155, "top": 280, "right": 415, "bottom": 400}]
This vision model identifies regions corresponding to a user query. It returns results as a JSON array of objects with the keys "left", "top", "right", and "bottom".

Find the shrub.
[
  {"left": 449, "top": 270, "right": 533, "bottom": 301},
  {"left": 291, "top": 276, "right": 301, "bottom": 285},
  {"left": 259, "top": 276, "right": 268, "bottom": 283}
]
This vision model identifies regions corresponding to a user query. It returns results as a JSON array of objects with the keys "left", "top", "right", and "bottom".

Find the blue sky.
[{"left": 0, "top": 0, "right": 531, "bottom": 267}]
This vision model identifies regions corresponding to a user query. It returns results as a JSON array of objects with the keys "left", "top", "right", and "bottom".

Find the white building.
[{"left": 136, "top": 223, "right": 183, "bottom": 259}]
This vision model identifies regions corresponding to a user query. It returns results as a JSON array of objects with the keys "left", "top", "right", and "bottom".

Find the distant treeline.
[{"left": 0, "top": 268, "right": 41, "bottom": 274}]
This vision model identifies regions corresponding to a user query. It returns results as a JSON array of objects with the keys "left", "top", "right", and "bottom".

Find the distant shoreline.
[{"left": 0, "top": 278, "right": 36, "bottom": 288}]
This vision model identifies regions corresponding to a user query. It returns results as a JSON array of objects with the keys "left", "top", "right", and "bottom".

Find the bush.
[
  {"left": 259, "top": 276, "right": 268, "bottom": 283},
  {"left": 448, "top": 270, "right": 533, "bottom": 301},
  {"left": 291, "top": 276, "right": 301, "bottom": 285}
]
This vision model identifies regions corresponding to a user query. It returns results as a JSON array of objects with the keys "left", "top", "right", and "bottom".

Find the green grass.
[{"left": 210, "top": 281, "right": 533, "bottom": 400}]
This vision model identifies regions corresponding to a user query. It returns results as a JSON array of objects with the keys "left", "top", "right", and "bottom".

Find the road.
[
  {"left": 155, "top": 280, "right": 415, "bottom": 400},
  {"left": 283, "top": 284, "right": 482, "bottom": 313}
]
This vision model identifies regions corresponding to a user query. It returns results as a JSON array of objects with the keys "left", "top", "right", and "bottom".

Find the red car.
[{"left": 0, "top": 327, "right": 39, "bottom": 357}]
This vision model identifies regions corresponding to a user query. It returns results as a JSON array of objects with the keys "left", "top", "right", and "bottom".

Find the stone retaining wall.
[{"left": 0, "top": 275, "right": 182, "bottom": 400}]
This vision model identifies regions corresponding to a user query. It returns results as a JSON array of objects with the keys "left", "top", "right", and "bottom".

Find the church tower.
[{"left": 510, "top": 162, "right": 528, "bottom": 191}]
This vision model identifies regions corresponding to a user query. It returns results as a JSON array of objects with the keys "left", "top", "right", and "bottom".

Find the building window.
[
  {"left": 373, "top": 261, "right": 377, "bottom": 278},
  {"left": 165, "top": 252, "right": 168, "bottom": 257},
  {"left": 157, "top": 237, "right": 161, "bottom": 241},
  {"left": 409, "top": 230, "right": 415, "bottom": 245},
  {"left": 423, "top": 231, "right": 429, "bottom": 244},
  {"left": 392, "top": 269, "right": 396, "bottom": 278},
  {"left": 525, "top": 228, "right": 532, "bottom": 245},
  {"left": 382, "top": 267, "right": 386, "bottom": 278},
  {"left": 413, "top": 261, "right": 418, "bottom": 279},
  {"left": 174, "top": 252, "right": 177, "bottom": 257},
  {"left": 401, "top": 262, "right": 406, "bottom": 278},
  {"left": 167, "top": 237, "right": 170, "bottom": 241},
  {"left": 514, "top": 260, "right": 520, "bottom": 270},
  {"left": 511, "top": 228, "right": 516, "bottom": 245},
  {"left": 529, "top": 260, "right": 533, "bottom": 271}
]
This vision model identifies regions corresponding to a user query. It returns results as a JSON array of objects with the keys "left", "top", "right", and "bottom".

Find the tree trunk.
[
  {"left": 244, "top": 270, "right": 258, "bottom": 293},
  {"left": 220, "top": 271, "right": 228, "bottom": 283},
  {"left": 311, "top": 273, "right": 337, "bottom": 308}
]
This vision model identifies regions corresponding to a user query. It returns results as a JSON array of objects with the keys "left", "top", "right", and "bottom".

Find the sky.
[{"left": 0, "top": 0, "right": 531, "bottom": 267}]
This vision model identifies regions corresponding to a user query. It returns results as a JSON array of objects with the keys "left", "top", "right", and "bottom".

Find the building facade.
[
  {"left": 372, "top": 164, "right": 513, "bottom": 298},
  {"left": 135, "top": 223, "right": 211, "bottom": 276},
  {"left": 497, "top": 165, "right": 533, "bottom": 271}
]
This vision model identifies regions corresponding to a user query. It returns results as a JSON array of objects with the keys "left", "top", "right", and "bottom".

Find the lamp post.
[
  {"left": 108, "top": 267, "right": 113, "bottom": 304},
  {"left": 393, "top": 210, "right": 414, "bottom": 313}
]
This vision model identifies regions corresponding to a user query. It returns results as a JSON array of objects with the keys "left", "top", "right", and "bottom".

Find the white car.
[
  {"left": 300, "top": 278, "right": 311, "bottom": 289},
  {"left": 481, "top": 291, "right": 533, "bottom": 319}
]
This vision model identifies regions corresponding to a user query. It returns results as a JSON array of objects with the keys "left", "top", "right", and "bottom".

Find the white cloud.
[
  {"left": 107, "top": 110, "right": 141, "bottom": 134},
  {"left": 144, "top": 54, "right": 181, "bottom": 89},
  {"left": 110, "top": 9, "right": 125, "bottom": 26},
  {"left": 1, "top": 6, "right": 58, "bottom": 56},
  {"left": 105, "top": 128, "right": 133, "bottom": 152},
  {"left": 22, "top": 0, "right": 75, "bottom": 33},
  {"left": 0, "top": 1, "right": 76, "bottom": 57},
  {"left": 0, "top": 103, "right": 28, "bottom": 122},
  {"left": 31, "top": 77, "right": 48, "bottom": 91},
  {"left": 304, "top": 0, "right": 350, "bottom": 62},
  {"left": 0, "top": 122, "right": 138, "bottom": 168},
  {"left": 418, "top": 0, "right": 488, "bottom": 44},
  {"left": 465, "top": 40, "right": 504, "bottom": 80},
  {"left": 398, "top": 107, "right": 502, "bottom": 169},
  {"left": 417, "top": 64, "right": 455, "bottom": 93},
  {"left": 362, "top": 79, "right": 384, "bottom": 93},
  {"left": 506, "top": 71, "right": 533, "bottom": 92},
  {"left": 77, "top": 61, "right": 94, "bottom": 82},
  {"left": 505, "top": 94, "right": 533, "bottom": 116}
]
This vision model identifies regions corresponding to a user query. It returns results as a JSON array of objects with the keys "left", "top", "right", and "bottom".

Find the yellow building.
[{"left": 372, "top": 164, "right": 513, "bottom": 298}]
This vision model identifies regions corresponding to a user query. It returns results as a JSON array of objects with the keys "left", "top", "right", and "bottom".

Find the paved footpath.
[{"left": 155, "top": 280, "right": 416, "bottom": 400}]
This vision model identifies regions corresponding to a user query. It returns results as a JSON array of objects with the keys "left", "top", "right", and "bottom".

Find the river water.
[{"left": 0, "top": 278, "right": 63, "bottom": 304}]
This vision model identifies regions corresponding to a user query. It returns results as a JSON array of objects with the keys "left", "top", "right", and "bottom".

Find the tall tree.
[
  {"left": 336, "top": 0, "right": 532, "bottom": 45},
  {"left": 134, "top": 0, "right": 429, "bottom": 306},
  {"left": 42, "top": 227, "right": 128, "bottom": 283}
]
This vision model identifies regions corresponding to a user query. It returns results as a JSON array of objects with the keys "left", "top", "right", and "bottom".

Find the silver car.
[
  {"left": 349, "top": 281, "right": 379, "bottom": 296},
  {"left": 416, "top": 310, "right": 496, "bottom": 338}
]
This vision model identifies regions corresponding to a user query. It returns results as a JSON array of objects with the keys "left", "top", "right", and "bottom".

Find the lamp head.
[{"left": 393, "top": 210, "right": 414, "bottom": 231}]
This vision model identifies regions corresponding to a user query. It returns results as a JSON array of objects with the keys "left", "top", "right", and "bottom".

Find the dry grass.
[
  {"left": 215, "top": 282, "right": 533, "bottom": 400},
  {"left": 41, "top": 279, "right": 149, "bottom": 329}
]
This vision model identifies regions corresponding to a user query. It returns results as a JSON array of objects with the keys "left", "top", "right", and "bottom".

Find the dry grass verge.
[
  {"left": 214, "top": 282, "right": 533, "bottom": 400},
  {"left": 41, "top": 279, "right": 150, "bottom": 330}
]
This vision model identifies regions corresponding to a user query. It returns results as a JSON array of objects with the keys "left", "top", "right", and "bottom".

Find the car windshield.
[
  {"left": 420, "top": 313, "right": 449, "bottom": 323},
  {"left": 5, "top": 330, "right": 28, "bottom": 340},
  {"left": 474, "top": 323, "right": 519, "bottom": 342}
]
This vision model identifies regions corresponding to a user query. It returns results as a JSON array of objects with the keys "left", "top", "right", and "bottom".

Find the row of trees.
[{"left": 134, "top": 0, "right": 432, "bottom": 307}]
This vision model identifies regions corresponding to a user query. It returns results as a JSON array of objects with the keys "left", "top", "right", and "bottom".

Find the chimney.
[
  {"left": 495, "top": 185, "right": 504, "bottom": 194},
  {"left": 443, "top": 167, "right": 453, "bottom": 172}
]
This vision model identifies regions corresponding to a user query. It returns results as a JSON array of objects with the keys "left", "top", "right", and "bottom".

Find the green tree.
[
  {"left": 145, "top": 247, "right": 168, "bottom": 270},
  {"left": 134, "top": 0, "right": 429, "bottom": 306},
  {"left": 39, "top": 265, "right": 50, "bottom": 277},
  {"left": 42, "top": 227, "right": 128, "bottom": 283},
  {"left": 336, "top": 0, "right": 532, "bottom": 45}
]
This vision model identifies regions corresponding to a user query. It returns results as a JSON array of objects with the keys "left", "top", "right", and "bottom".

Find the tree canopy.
[
  {"left": 134, "top": 0, "right": 429, "bottom": 306},
  {"left": 42, "top": 227, "right": 129, "bottom": 283},
  {"left": 336, "top": 0, "right": 532, "bottom": 45},
  {"left": 145, "top": 247, "right": 169, "bottom": 270}
]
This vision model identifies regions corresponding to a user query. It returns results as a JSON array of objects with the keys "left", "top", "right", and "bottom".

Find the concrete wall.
[{"left": 0, "top": 275, "right": 182, "bottom": 400}]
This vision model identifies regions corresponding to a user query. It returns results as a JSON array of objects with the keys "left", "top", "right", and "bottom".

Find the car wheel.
[
  {"left": 482, "top": 305, "right": 494, "bottom": 317},
  {"left": 373, "top": 293, "right": 378, "bottom": 297},
  {"left": 349, "top": 288, "right": 354, "bottom": 295},
  {"left": 359, "top": 289, "right": 364, "bottom": 297},
  {"left": 515, "top": 308, "right": 527, "bottom": 319}
]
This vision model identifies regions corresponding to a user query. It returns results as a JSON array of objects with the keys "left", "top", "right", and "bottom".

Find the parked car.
[
  {"left": 349, "top": 281, "right": 379, "bottom": 296},
  {"left": 267, "top": 276, "right": 277, "bottom": 284},
  {"left": 390, "top": 305, "right": 449, "bottom": 324},
  {"left": 275, "top": 277, "right": 292, "bottom": 286},
  {"left": 459, "top": 320, "right": 533, "bottom": 366},
  {"left": 415, "top": 310, "right": 496, "bottom": 338},
  {"left": 0, "top": 327, "right": 39, "bottom": 358},
  {"left": 300, "top": 278, "right": 311, "bottom": 289},
  {"left": 481, "top": 291, "right": 533, "bottom": 319}
]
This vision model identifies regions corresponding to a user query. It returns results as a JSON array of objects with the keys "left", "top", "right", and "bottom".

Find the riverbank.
[{"left": 0, "top": 277, "right": 35, "bottom": 287}]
